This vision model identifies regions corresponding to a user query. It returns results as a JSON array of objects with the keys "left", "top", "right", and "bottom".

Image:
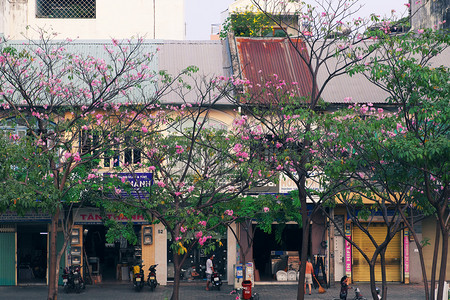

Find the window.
[{"left": 36, "top": 0, "right": 96, "bottom": 19}]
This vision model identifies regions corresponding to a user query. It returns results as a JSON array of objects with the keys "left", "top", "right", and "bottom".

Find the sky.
[{"left": 185, "top": 0, "right": 408, "bottom": 40}]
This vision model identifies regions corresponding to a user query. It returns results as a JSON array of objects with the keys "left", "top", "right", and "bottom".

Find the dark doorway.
[
  {"left": 83, "top": 225, "right": 140, "bottom": 282},
  {"left": 17, "top": 224, "right": 48, "bottom": 284},
  {"left": 253, "top": 224, "right": 303, "bottom": 281}
]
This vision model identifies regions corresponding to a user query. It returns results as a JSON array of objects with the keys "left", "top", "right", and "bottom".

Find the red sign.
[{"left": 74, "top": 209, "right": 148, "bottom": 224}]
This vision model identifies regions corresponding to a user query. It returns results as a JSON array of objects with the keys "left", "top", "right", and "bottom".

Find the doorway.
[
  {"left": 17, "top": 224, "right": 47, "bottom": 285},
  {"left": 83, "top": 225, "right": 141, "bottom": 282},
  {"left": 253, "top": 224, "right": 303, "bottom": 281}
]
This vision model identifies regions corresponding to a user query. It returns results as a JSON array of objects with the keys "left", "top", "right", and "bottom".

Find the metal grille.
[{"left": 36, "top": 0, "right": 96, "bottom": 19}]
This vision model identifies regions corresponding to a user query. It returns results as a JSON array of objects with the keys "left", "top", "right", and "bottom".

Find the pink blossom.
[
  {"left": 175, "top": 192, "right": 182, "bottom": 196},
  {"left": 148, "top": 166, "right": 156, "bottom": 171},
  {"left": 114, "top": 187, "right": 121, "bottom": 194},
  {"left": 175, "top": 145, "right": 184, "bottom": 154},
  {"left": 181, "top": 226, "right": 187, "bottom": 233},
  {"left": 157, "top": 181, "right": 166, "bottom": 188},
  {"left": 225, "top": 209, "right": 234, "bottom": 216},
  {"left": 142, "top": 126, "right": 148, "bottom": 133},
  {"left": 87, "top": 174, "right": 96, "bottom": 180},
  {"left": 417, "top": 29, "right": 424, "bottom": 34},
  {"left": 175, "top": 237, "right": 182, "bottom": 241},
  {"left": 263, "top": 207, "right": 270, "bottom": 213},
  {"left": 73, "top": 153, "right": 81, "bottom": 162},
  {"left": 198, "top": 221, "right": 207, "bottom": 226},
  {"left": 395, "top": 48, "right": 402, "bottom": 52},
  {"left": 195, "top": 231, "right": 203, "bottom": 239},
  {"left": 187, "top": 185, "right": 195, "bottom": 193},
  {"left": 64, "top": 152, "right": 72, "bottom": 160}
]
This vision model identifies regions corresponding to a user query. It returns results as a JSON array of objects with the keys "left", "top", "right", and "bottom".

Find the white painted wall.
[
  {"left": 227, "top": 222, "right": 237, "bottom": 284},
  {"left": 154, "top": 222, "right": 168, "bottom": 285},
  {"left": 1, "top": 0, "right": 184, "bottom": 40}
]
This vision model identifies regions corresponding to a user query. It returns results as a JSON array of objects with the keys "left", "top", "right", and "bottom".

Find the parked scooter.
[
  {"left": 210, "top": 271, "right": 222, "bottom": 291},
  {"left": 131, "top": 262, "right": 145, "bottom": 292},
  {"left": 62, "top": 265, "right": 85, "bottom": 294},
  {"left": 147, "top": 264, "right": 158, "bottom": 291}
]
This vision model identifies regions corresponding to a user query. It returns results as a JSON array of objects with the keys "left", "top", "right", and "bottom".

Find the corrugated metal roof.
[
  {"left": 158, "top": 40, "right": 233, "bottom": 104},
  {"left": 317, "top": 42, "right": 450, "bottom": 104},
  {"left": 3, "top": 39, "right": 234, "bottom": 105},
  {"left": 235, "top": 37, "right": 315, "bottom": 103}
]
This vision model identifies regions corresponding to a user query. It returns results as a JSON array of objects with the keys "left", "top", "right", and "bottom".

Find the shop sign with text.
[{"left": 74, "top": 208, "right": 149, "bottom": 224}]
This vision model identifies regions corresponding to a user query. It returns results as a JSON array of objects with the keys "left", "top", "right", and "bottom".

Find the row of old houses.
[{"left": 0, "top": 0, "right": 448, "bottom": 289}]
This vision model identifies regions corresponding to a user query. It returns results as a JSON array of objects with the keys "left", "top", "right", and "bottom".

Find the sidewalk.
[{"left": 0, "top": 281, "right": 427, "bottom": 300}]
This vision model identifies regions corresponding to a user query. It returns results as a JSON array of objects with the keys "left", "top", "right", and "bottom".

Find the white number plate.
[
  {"left": 136, "top": 277, "right": 141, "bottom": 282},
  {"left": 214, "top": 277, "right": 220, "bottom": 281},
  {"left": 150, "top": 276, "right": 155, "bottom": 280},
  {"left": 63, "top": 279, "right": 68, "bottom": 283}
]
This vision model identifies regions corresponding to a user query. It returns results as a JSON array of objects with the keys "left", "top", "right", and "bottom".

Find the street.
[{"left": 0, "top": 282, "right": 428, "bottom": 300}]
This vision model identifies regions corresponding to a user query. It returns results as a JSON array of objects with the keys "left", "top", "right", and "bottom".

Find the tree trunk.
[
  {"left": 379, "top": 249, "right": 387, "bottom": 300},
  {"left": 436, "top": 219, "right": 448, "bottom": 300},
  {"left": 402, "top": 207, "right": 429, "bottom": 300},
  {"left": 171, "top": 253, "right": 182, "bottom": 300},
  {"left": 430, "top": 218, "right": 440, "bottom": 300},
  {"left": 369, "top": 261, "right": 377, "bottom": 300},
  {"left": 296, "top": 183, "right": 310, "bottom": 300},
  {"left": 47, "top": 208, "right": 60, "bottom": 300},
  {"left": 412, "top": 230, "right": 430, "bottom": 300}
]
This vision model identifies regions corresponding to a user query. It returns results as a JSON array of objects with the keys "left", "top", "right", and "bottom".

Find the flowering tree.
[
  {"left": 221, "top": 0, "right": 407, "bottom": 297},
  {"left": 319, "top": 104, "right": 425, "bottom": 299},
  {"left": 341, "top": 23, "right": 449, "bottom": 300},
  {"left": 98, "top": 83, "right": 274, "bottom": 300},
  {"left": 0, "top": 31, "right": 186, "bottom": 300},
  {"left": 221, "top": 192, "right": 304, "bottom": 281}
]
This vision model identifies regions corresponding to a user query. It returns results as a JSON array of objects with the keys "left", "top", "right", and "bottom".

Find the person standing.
[
  {"left": 340, "top": 275, "right": 352, "bottom": 300},
  {"left": 205, "top": 255, "right": 214, "bottom": 291},
  {"left": 304, "top": 259, "right": 313, "bottom": 295}
]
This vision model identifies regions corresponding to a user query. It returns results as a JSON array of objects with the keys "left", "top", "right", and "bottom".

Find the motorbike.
[
  {"left": 210, "top": 271, "right": 222, "bottom": 291},
  {"left": 132, "top": 263, "right": 145, "bottom": 292},
  {"left": 147, "top": 264, "right": 158, "bottom": 291},
  {"left": 62, "top": 265, "right": 85, "bottom": 294}
]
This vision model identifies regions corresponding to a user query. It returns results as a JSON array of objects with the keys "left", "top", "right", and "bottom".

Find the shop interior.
[
  {"left": 253, "top": 224, "right": 303, "bottom": 281},
  {"left": 83, "top": 225, "right": 141, "bottom": 282},
  {"left": 17, "top": 224, "right": 48, "bottom": 284},
  {"left": 167, "top": 239, "right": 227, "bottom": 282}
]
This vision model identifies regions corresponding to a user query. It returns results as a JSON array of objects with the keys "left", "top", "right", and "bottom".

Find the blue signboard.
[{"left": 105, "top": 172, "right": 153, "bottom": 199}]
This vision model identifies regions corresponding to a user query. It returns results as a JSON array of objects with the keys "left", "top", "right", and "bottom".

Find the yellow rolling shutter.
[{"left": 352, "top": 223, "right": 401, "bottom": 282}]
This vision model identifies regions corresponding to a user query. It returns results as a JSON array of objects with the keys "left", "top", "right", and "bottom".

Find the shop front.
[
  {"left": 72, "top": 209, "right": 153, "bottom": 284},
  {"left": 339, "top": 219, "right": 408, "bottom": 283},
  {"left": 0, "top": 211, "right": 53, "bottom": 286},
  {"left": 167, "top": 232, "right": 228, "bottom": 283},
  {"left": 252, "top": 224, "right": 302, "bottom": 282}
]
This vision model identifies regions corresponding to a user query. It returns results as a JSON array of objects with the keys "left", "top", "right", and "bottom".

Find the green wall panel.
[{"left": 0, "top": 232, "right": 16, "bottom": 285}]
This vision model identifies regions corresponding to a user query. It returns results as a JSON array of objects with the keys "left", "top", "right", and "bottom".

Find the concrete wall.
[
  {"left": 417, "top": 217, "right": 450, "bottom": 282},
  {"left": 227, "top": 222, "right": 237, "bottom": 284},
  {"left": 2, "top": 0, "right": 184, "bottom": 40},
  {"left": 410, "top": 0, "right": 449, "bottom": 31},
  {"left": 154, "top": 222, "right": 167, "bottom": 285}
]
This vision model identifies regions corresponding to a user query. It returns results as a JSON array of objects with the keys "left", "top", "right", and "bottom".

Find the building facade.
[{"left": 0, "top": 0, "right": 185, "bottom": 40}]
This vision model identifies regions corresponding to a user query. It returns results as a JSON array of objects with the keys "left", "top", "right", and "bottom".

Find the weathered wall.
[
  {"left": 3, "top": 0, "right": 185, "bottom": 40},
  {"left": 410, "top": 0, "right": 449, "bottom": 30}
]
